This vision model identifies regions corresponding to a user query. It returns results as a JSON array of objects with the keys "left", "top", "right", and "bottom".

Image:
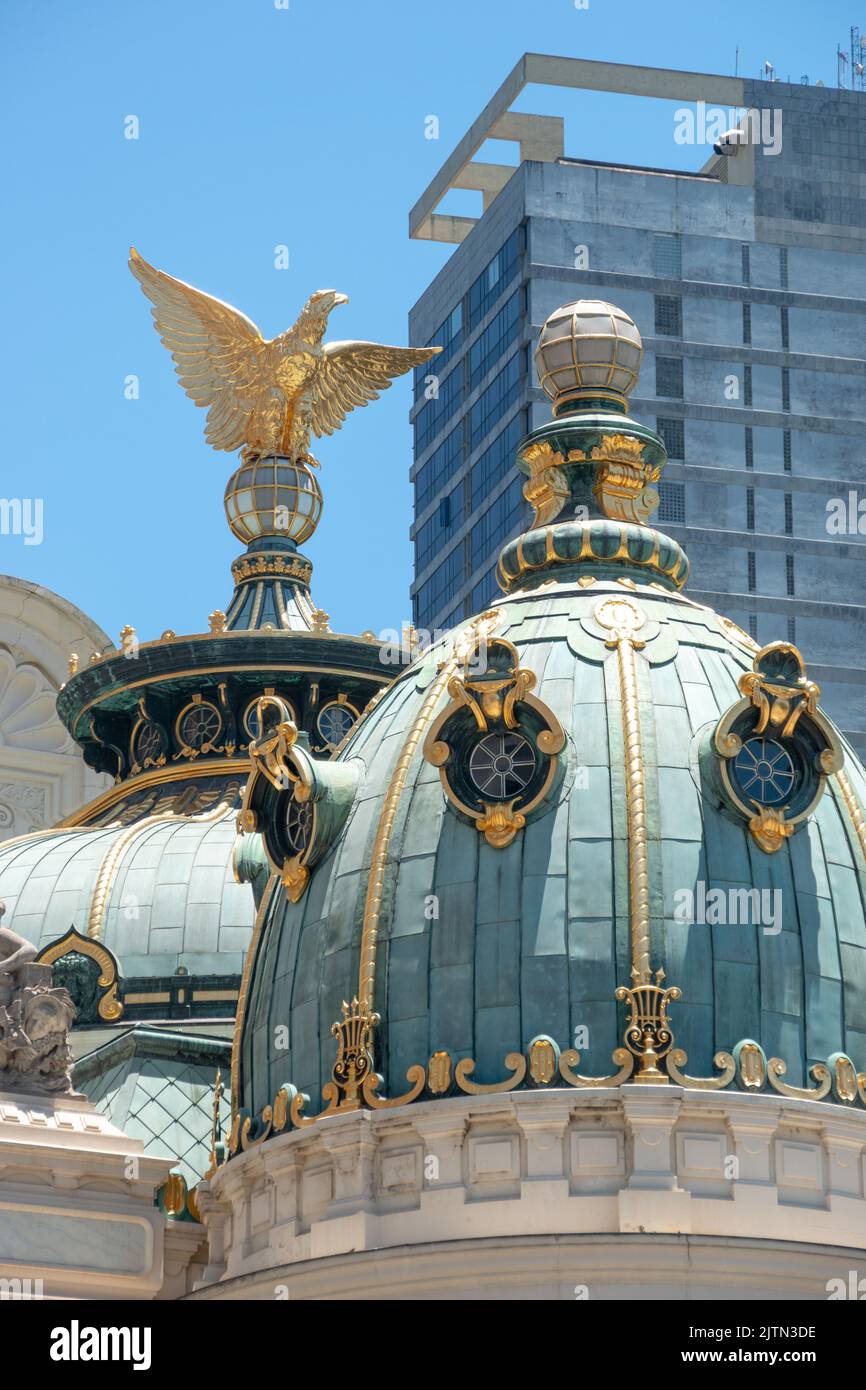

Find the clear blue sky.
[{"left": 0, "top": 0, "right": 856, "bottom": 644}]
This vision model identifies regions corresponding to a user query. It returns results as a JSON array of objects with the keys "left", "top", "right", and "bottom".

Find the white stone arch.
[{"left": 0, "top": 575, "right": 111, "bottom": 837}]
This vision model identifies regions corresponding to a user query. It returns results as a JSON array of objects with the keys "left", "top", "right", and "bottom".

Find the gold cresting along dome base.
[{"left": 533, "top": 299, "right": 643, "bottom": 411}]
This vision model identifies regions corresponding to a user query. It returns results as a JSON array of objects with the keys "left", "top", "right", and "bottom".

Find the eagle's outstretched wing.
[
  {"left": 310, "top": 341, "right": 440, "bottom": 438},
  {"left": 129, "top": 248, "right": 269, "bottom": 453}
]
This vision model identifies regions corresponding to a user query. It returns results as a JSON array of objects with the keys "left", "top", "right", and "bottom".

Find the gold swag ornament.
[{"left": 129, "top": 248, "right": 440, "bottom": 467}]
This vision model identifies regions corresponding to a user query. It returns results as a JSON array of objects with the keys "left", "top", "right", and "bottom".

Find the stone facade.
[
  {"left": 188, "top": 1088, "right": 866, "bottom": 1300},
  {"left": 0, "top": 1089, "right": 176, "bottom": 1300},
  {"left": 0, "top": 577, "right": 110, "bottom": 838}
]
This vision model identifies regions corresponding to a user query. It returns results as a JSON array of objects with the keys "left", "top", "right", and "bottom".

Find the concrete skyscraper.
[{"left": 408, "top": 55, "right": 866, "bottom": 754}]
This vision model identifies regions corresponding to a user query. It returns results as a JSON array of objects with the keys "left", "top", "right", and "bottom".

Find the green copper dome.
[
  {"left": 232, "top": 299, "right": 866, "bottom": 1146},
  {"left": 0, "top": 408, "right": 393, "bottom": 1030}
]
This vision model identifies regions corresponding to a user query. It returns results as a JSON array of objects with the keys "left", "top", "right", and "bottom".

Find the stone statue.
[
  {"left": 0, "top": 902, "right": 76, "bottom": 1095},
  {"left": 0, "top": 900, "right": 38, "bottom": 983}
]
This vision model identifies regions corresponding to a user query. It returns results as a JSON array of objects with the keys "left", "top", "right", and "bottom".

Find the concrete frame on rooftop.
[{"left": 410, "top": 53, "right": 748, "bottom": 244}]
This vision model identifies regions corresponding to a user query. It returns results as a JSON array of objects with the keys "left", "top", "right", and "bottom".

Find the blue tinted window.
[
  {"left": 470, "top": 413, "right": 524, "bottom": 514},
  {"left": 657, "top": 417, "right": 684, "bottom": 459},
  {"left": 414, "top": 302, "right": 463, "bottom": 398},
  {"left": 415, "top": 486, "right": 463, "bottom": 575},
  {"left": 657, "top": 480, "right": 685, "bottom": 524},
  {"left": 471, "top": 568, "right": 501, "bottom": 613},
  {"left": 415, "top": 544, "right": 465, "bottom": 628},
  {"left": 469, "top": 291, "right": 521, "bottom": 392},
  {"left": 470, "top": 474, "right": 527, "bottom": 558},
  {"left": 414, "top": 366, "right": 463, "bottom": 454},
  {"left": 467, "top": 230, "right": 520, "bottom": 331},
  {"left": 415, "top": 425, "right": 462, "bottom": 513},
  {"left": 469, "top": 353, "right": 521, "bottom": 453}
]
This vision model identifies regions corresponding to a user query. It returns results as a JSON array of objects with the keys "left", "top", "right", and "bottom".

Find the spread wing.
[
  {"left": 129, "top": 248, "right": 269, "bottom": 452},
  {"left": 310, "top": 341, "right": 440, "bottom": 438}
]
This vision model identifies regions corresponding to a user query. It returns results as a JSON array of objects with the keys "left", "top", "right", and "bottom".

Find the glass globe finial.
[
  {"left": 533, "top": 299, "right": 643, "bottom": 414},
  {"left": 223, "top": 456, "right": 323, "bottom": 545}
]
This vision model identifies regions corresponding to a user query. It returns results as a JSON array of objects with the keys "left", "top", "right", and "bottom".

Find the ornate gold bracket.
[
  {"left": 476, "top": 800, "right": 526, "bottom": 849},
  {"left": 739, "top": 642, "right": 819, "bottom": 738},
  {"left": 281, "top": 855, "right": 309, "bottom": 904},
  {"left": 766, "top": 1057, "right": 832, "bottom": 1102},
  {"left": 748, "top": 806, "right": 792, "bottom": 854},
  {"left": 247, "top": 697, "right": 305, "bottom": 792},
  {"left": 591, "top": 434, "right": 661, "bottom": 524},
  {"left": 284, "top": 1000, "right": 427, "bottom": 1129},
  {"left": 559, "top": 1046, "right": 634, "bottom": 1088},
  {"left": 521, "top": 441, "right": 573, "bottom": 526},
  {"left": 424, "top": 633, "right": 565, "bottom": 850},
  {"left": 454, "top": 1052, "right": 527, "bottom": 1094},
  {"left": 329, "top": 997, "right": 378, "bottom": 1110},
  {"left": 714, "top": 642, "right": 843, "bottom": 854},
  {"left": 667, "top": 1049, "right": 736, "bottom": 1090},
  {"left": 363, "top": 1068, "right": 427, "bottom": 1109}
]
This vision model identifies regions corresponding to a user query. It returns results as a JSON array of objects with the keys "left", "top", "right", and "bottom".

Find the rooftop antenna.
[
  {"left": 735, "top": 45, "right": 739, "bottom": 77},
  {"left": 763, "top": 60, "right": 775, "bottom": 81},
  {"left": 852, "top": 26, "right": 866, "bottom": 89},
  {"left": 837, "top": 44, "right": 849, "bottom": 87}
]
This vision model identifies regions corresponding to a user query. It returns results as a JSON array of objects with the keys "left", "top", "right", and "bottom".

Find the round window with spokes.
[
  {"left": 468, "top": 732, "right": 537, "bottom": 801},
  {"left": 176, "top": 700, "right": 221, "bottom": 752},
  {"left": 132, "top": 720, "right": 163, "bottom": 766},
  {"left": 317, "top": 700, "right": 359, "bottom": 751},
  {"left": 285, "top": 795, "right": 313, "bottom": 856},
  {"left": 732, "top": 737, "right": 796, "bottom": 807}
]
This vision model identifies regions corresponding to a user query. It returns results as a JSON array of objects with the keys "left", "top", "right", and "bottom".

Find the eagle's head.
[
  {"left": 295, "top": 289, "right": 350, "bottom": 342},
  {"left": 308, "top": 289, "right": 350, "bottom": 311}
]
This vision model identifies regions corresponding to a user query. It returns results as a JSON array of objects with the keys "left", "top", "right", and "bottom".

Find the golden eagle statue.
[{"left": 129, "top": 248, "right": 440, "bottom": 467}]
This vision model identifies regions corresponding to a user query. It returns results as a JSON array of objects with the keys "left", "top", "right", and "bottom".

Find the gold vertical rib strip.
[
  {"left": 357, "top": 611, "right": 500, "bottom": 1013},
  {"left": 274, "top": 581, "right": 289, "bottom": 629},
  {"left": 249, "top": 581, "right": 265, "bottom": 629},
  {"left": 86, "top": 800, "right": 231, "bottom": 940},
  {"left": 231, "top": 872, "right": 278, "bottom": 1113},
  {"left": 615, "top": 635, "right": 652, "bottom": 983},
  {"left": 594, "top": 598, "right": 651, "bottom": 984},
  {"left": 836, "top": 768, "right": 866, "bottom": 864}
]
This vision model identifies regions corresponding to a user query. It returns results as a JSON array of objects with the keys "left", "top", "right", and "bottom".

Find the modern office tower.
[{"left": 408, "top": 55, "right": 866, "bottom": 753}]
